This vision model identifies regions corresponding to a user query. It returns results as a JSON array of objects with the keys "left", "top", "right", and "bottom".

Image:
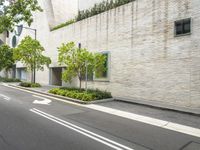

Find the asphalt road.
[{"left": 0, "top": 84, "right": 200, "bottom": 150}]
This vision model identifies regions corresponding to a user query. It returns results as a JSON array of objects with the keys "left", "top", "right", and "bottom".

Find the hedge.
[
  {"left": 0, "top": 76, "right": 21, "bottom": 82},
  {"left": 20, "top": 82, "right": 41, "bottom": 88},
  {"left": 49, "top": 87, "right": 112, "bottom": 101}
]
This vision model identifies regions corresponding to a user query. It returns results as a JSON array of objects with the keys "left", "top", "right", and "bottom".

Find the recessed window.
[
  {"left": 95, "top": 52, "right": 109, "bottom": 80},
  {"left": 175, "top": 18, "right": 191, "bottom": 36},
  {"left": 12, "top": 36, "right": 17, "bottom": 48}
]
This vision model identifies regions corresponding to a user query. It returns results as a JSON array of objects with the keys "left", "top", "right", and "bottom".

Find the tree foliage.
[
  {"left": 0, "top": 0, "right": 42, "bottom": 33},
  {"left": 14, "top": 36, "right": 51, "bottom": 82},
  {"left": 58, "top": 42, "right": 106, "bottom": 89},
  {"left": 0, "top": 44, "right": 14, "bottom": 71},
  {"left": 77, "top": 0, "right": 135, "bottom": 21}
]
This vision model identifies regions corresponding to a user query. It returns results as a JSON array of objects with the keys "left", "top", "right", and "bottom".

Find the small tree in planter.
[
  {"left": 0, "top": 44, "right": 15, "bottom": 77},
  {"left": 58, "top": 42, "right": 106, "bottom": 89},
  {"left": 14, "top": 36, "right": 51, "bottom": 83}
]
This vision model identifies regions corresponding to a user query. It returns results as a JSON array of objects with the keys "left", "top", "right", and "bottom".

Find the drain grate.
[{"left": 180, "top": 142, "right": 200, "bottom": 150}]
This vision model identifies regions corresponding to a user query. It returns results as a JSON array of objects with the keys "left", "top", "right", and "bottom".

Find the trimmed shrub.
[
  {"left": 0, "top": 76, "right": 21, "bottom": 82},
  {"left": 20, "top": 82, "right": 41, "bottom": 88},
  {"left": 49, "top": 87, "right": 112, "bottom": 101}
]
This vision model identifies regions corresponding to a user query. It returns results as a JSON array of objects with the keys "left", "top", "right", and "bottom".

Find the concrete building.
[{"left": 1, "top": 0, "right": 200, "bottom": 109}]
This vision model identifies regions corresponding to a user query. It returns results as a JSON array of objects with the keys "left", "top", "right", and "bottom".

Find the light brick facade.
[{"left": 2, "top": 0, "right": 200, "bottom": 108}]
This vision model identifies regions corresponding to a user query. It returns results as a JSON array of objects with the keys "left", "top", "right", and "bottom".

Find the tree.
[
  {"left": 0, "top": 0, "right": 42, "bottom": 33},
  {"left": 58, "top": 42, "right": 106, "bottom": 89},
  {"left": 14, "top": 36, "right": 51, "bottom": 83},
  {"left": 0, "top": 44, "right": 14, "bottom": 74}
]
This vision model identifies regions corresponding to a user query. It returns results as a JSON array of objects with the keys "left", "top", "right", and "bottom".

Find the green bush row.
[
  {"left": 20, "top": 82, "right": 41, "bottom": 88},
  {"left": 50, "top": 0, "right": 135, "bottom": 31},
  {"left": 0, "top": 76, "right": 21, "bottom": 82},
  {"left": 77, "top": 0, "right": 135, "bottom": 21},
  {"left": 49, "top": 87, "right": 112, "bottom": 101},
  {"left": 51, "top": 19, "right": 75, "bottom": 31}
]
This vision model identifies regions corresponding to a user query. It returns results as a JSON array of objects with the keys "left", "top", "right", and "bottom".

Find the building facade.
[{"left": 1, "top": 0, "right": 200, "bottom": 108}]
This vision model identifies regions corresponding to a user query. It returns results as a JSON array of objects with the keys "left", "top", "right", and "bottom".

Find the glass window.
[{"left": 175, "top": 18, "right": 191, "bottom": 36}]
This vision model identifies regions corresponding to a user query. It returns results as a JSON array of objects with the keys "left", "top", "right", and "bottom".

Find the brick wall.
[{"left": 15, "top": 0, "right": 200, "bottom": 108}]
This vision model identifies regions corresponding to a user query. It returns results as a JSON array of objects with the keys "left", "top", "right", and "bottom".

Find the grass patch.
[
  {"left": 20, "top": 82, "right": 41, "bottom": 88},
  {"left": 0, "top": 76, "right": 21, "bottom": 82},
  {"left": 49, "top": 87, "right": 112, "bottom": 101},
  {"left": 50, "top": 19, "right": 75, "bottom": 31}
]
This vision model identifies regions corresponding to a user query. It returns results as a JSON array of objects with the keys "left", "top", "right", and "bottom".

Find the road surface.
[{"left": 0, "top": 84, "right": 199, "bottom": 150}]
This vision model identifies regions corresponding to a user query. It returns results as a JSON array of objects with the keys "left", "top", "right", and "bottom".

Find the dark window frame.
[{"left": 175, "top": 18, "right": 191, "bottom": 37}]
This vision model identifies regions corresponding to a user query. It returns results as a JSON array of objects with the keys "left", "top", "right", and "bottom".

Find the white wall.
[
  {"left": 51, "top": 0, "right": 78, "bottom": 25},
  {"left": 6, "top": 0, "right": 200, "bottom": 108}
]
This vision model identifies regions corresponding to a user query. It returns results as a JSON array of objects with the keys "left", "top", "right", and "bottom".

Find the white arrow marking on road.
[
  {"left": 0, "top": 94, "right": 10, "bottom": 101},
  {"left": 33, "top": 95, "right": 52, "bottom": 105}
]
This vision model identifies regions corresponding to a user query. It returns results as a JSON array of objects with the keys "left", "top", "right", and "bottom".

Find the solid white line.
[
  {"left": 30, "top": 108, "right": 134, "bottom": 150},
  {"left": 85, "top": 105, "right": 200, "bottom": 138},
  {"left": 32, "top": 108, "right": 134, "bottom": 150},
  {"left": 33, "top": 95, "right": 47, "bottom": 99}
]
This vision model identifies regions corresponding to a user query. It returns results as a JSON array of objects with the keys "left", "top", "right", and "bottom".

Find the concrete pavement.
[{"left": 0, "top": 83, "right": 200, "bottom": 150}]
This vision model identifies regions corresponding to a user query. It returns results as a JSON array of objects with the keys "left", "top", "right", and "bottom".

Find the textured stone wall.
[
  {"left": 13, "top": 0, "right": 200, "bottom": 108},
  {"left": 51, "top": 0, "right": 78, "bottom": 25}
]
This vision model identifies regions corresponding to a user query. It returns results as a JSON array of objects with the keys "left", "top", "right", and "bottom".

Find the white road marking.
[
  {"left": 3, "top": 84, "right": 200, "bottom": 138},
  {"left": 2, "top": 83, "right": 8, "bottom": 86},
  {"left": 0, "top": 94, "right": 10, "bottom": 101},
  {"left": 3, "top": 84, "right": 82, "bottom": 106},
  {"left": 85, "top": 105, "right": 200, "bottom": 138},
  {"left": 30, "top": 108, "right": 134, "bottom": 150},
  {"left": 32, "top": 95, "right": 52, "bottom": 105}
]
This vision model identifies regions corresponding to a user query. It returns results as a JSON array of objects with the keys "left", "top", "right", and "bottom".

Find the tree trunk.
[
  {"left": 31, "top": 69, "right": 34, "bottom": 83},
  {"left": 5, "top": 70, "right": 8, "bottom": 78},
  {"left": 79, "top": 78, "right": 82, "bottom": 89}
]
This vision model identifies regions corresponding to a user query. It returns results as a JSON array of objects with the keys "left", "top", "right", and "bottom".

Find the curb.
[
  {"left": 3, "top": 83, "right": 199, "bottom": 116},
  {"left": 115, "top": 97, "right": 200, "bottom": 116},
  {"left": 8, "top": 84, "right": 115, "bottom": 104}
]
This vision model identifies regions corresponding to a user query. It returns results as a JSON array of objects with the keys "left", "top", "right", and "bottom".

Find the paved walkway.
[{"left": 98, "top": 101, "right": 200, "bottom": 129}]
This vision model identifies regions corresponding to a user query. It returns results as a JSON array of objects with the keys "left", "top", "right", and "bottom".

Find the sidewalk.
[
  {"left": 98, "top": 101, "right": 200, "bottom": 129},
  {"left": 116, "top": 97, "right": 200, "bottom": 116}
]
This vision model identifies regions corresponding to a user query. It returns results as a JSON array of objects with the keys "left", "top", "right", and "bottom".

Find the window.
[
  {"left": 95, "top": 52, "right": 109, "bottom": 80},
  {"left": 175, "top": 18, "right": 191, "bottom": 36},
  {"left": 12, "top": 35, "right": 17, "bottom": 48}
]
